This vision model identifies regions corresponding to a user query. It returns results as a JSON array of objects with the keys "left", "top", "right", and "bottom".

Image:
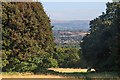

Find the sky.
[
  {"left": 40, "top": 0, "right": 112, "bottom": 2},
  {"left": 41, "top": 0, "right": 112, "bottom": 20}
]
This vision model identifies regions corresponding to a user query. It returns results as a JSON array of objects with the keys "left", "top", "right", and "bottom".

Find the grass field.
[{"left": 1, "top": 68, "right": 120, "bottom": 79}]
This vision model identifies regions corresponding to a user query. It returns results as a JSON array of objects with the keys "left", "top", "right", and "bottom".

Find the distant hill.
[{"left": 51, "top": 20, "right": 90, "bottom": 31}]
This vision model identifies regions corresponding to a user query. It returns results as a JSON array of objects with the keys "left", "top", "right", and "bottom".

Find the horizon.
[{"left": 51, "top": 19, "right": 90, "bottom": 22}]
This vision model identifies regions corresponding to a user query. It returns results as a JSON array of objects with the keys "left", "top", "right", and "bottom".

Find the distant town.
[
  {"left": 53, "top": 30, "right": 89, "bottom": 48},
  {"left": 52, "top": 20, "right": 90, "bottom": 48}
]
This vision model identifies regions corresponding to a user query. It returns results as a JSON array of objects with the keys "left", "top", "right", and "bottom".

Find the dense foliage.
[
  {"left": 2, "top": 2, "right": 57, "bottom": 72},
  {"left": 80, "top": 2, "right": 120, "bottom": 72},
  {"left": 54, "top": 47, "right": 80, "bottom": 68},
  {"left": 0, "top": 3, "right": 2, "bottom": 71}
]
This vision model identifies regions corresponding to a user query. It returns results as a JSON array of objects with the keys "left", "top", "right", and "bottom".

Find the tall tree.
[
  {"left": 80, "top": 2, "right": 120, "bottom": 72},
  {"left": 2, "top": 2, "right": 57, "bottom": 72}
]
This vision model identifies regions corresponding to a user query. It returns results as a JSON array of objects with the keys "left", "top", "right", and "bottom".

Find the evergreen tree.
[{"left": 2, "top": 2, "right": 57, "bottom": 72}]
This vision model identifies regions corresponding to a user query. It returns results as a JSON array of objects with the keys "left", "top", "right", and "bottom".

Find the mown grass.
[{"left": 1, "top": 68, "right": 120, "bottom": 80}]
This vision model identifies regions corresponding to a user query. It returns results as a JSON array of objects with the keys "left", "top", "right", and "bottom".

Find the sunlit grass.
[
  {"left": 1, "top": 72, "right": 64, "bottom": 78},
  {"left": 48, "top": 68, "right": 89, "bottom": 73},
  {"left": 1, "top": 68, "right": 120, "bottom": 79}
]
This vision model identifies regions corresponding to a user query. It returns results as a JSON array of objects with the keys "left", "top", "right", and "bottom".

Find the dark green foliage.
[
  {"left": 0, "top": 3, "right": 1, "bottom": 44},
  {"left": 2, "top": 2, "right": 57, "bottom": 72},
  {"left": 54, "top": 47, "right": 80, "bottom": 68},
  {"left": 80, "top": 2, "right": 120, "bottom": 71}
]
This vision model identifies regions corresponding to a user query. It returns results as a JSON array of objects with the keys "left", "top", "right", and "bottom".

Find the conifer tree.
[{"left": 2, "top": 2, "right": 57, "bottom": 72}]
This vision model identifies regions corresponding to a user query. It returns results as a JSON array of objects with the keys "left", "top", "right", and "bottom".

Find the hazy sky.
[
  {"left": 41, "top": 0, "right": 112, "bottom": 20},
  {"left": 40, "top": 0, "right": 112, "bottom": 2}
]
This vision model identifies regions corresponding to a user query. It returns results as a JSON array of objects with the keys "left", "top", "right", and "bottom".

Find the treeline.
[
  {"left": 80, "top": 2, "right": 120, "bottom": 72},
  {"left": 53, "top": 47, "right": 80, "bottom": 68}
]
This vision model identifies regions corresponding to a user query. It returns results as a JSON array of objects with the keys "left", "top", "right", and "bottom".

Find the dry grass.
[
  {"left": 1, "top": 68, "right": 119, "bottom": 79},
  {"left": 48, "top": 68, "right": 95, "bottom": 73},
  {"left": 1, "top": 68, "right": 91, "bottom": 78},
  {"left": 1, "top": 72, "right": 64, "bottom": 78},
  {"left": 2, "top": 75, "right": 64, "bottom": 78}
]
